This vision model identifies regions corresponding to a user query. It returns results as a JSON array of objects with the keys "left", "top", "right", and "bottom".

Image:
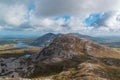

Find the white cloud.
[
  {"left": 29, "top": 15, "right": 93, "bottom": 34},
  {"left": 0, "top": 25, "right": 4, "bottom": 31},
  {"left": 4, "top": 5, "right": 28, "bottom": 26},
  {"left": 27, "top": 0, "right": 120, "bottom": 35},
  {"left": 90, "top": 11, "right": 120, "bottom": 31},
  {"left": 0, "top": 0, "right": 120, "bottom": 36},
  {"left": 104, "top": 11, "right": 120, "bottom": 30},
  {"left": 0, "top": 0, "right": 29, "bottom": 26}
]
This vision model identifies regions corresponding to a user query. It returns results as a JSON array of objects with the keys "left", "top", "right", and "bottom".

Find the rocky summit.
[{"left": 1, "top": 34, "right": 120, "bottom": 80}]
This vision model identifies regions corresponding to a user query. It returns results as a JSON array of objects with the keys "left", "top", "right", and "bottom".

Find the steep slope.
[{"left": 31, "top": 33, "right": 58, "bottom": 47}]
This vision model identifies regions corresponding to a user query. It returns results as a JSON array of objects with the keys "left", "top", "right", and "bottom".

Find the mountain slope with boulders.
[{"left": 1, "top": 34, "right": 120, "bottom": 80}]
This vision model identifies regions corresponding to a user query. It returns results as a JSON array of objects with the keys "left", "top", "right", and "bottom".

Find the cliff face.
[{"left": 0, "top": 34, "right": 120, "bottom": 79}]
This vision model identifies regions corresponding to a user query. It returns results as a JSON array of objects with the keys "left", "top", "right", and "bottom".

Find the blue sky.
[
  {"left": 0, "top": 0, "right": 120, "bottom": 37},
  {"left": 54, "top": 16, "right": 71, "bottom": 21},
  {"left": 85, "top": 13, "right": 100, "bottom": 26}
]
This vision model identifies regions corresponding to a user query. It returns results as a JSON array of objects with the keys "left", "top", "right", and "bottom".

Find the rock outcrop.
[{"left": 0, "top": 57, "right": 34, "bottom": 78}]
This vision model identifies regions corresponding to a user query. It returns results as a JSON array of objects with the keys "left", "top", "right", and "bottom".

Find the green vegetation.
[
  {"left": 0, "top": 38, "right": 35, "bottom": 45},
  {"left": 0, "top": 47, "right": 41, "bottom": 58},
  {"left": 113, "top": 48, "right": 120, "bottom": 53},
  {"left": 0, "top": 44, "right": 16, "bottom": 50},
  {"left": 111, "top": 68, "right": 120, "bottom": 79}
]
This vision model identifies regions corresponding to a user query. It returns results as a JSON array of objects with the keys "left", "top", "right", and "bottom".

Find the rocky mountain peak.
[{"left": 32, "top": 34, "right": 120, "bottom": 62}]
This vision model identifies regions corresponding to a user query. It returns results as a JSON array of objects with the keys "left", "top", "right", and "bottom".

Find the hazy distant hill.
[{"left": 68, "top": 33, "right": 105, "bottom": 42}]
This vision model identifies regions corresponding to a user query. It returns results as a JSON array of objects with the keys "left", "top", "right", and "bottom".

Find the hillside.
[
  {"left": 30, "top": 34, "right": 120, "bottom": 80},
  {"left": 1, "top": 34, "right": 120, "bottom": 80},
  {"left": 31, "top": 33, "right": 58, "bottom": 47},
  {"left": 32, "top": 34, "right": 120, "bottom": 60}
]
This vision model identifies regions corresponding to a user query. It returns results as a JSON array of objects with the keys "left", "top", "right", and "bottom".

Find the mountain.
[
  {"left": 31, "top": 33, "right": 58, "bottom": 47},
  {"left": 31, "top": 33, "right": 104, "bottom": 47},
  {"left": 32, "top": 33, "right": 120, "bottom": 48},
  {"left": 30, "top": 34, "right": 120, "bottom": 79},
  {"left": 32, "top": 34, "right": 120, "bottom": 61},
  {"left": 1, "top": 34, "right": 120, "bottom": 79}
]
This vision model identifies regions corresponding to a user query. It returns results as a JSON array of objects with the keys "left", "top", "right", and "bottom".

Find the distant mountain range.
[
  {"left": 68, "top": 33, "right": 105, "bottom": 42},
  {"left": 1, "top": 34, "right": 120, "bottom": 79}
]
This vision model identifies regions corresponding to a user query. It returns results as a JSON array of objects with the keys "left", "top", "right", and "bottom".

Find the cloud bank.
[{"left": 0, "top": 0, "right": 120, "bottom": 36}]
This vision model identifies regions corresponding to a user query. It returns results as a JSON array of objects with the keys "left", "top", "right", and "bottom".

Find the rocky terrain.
[
  {"left": 1, "top": 34, "right": 120, "bottom": 80},
  {"left": 0, "top": 57, "right": 34, "bottom": 78}
]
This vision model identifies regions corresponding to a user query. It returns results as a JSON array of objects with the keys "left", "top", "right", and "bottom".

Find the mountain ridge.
[{"left": 31, "top": 33, "right": 104, "bottom": 47}]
